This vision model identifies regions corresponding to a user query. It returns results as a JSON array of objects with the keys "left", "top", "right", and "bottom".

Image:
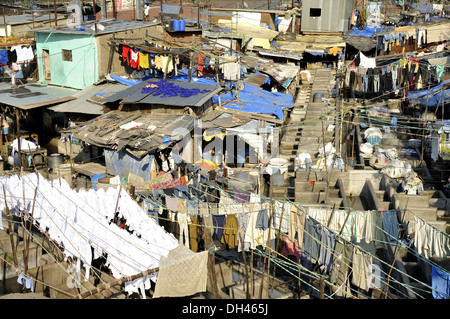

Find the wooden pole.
[
  {"left": 3, "top": 185, "right": 18, "bottom": 269},
  {"left": 258, "top": 194, "right": 274, "bottom": 299},
  {"left": 188, "top": 35, "right": 194, "bottom": 83},
  {"left": 24, "top": 187, "right": 38, "bottom": 274},
  {"left": 0, "top": 114, "right": 3, "bottom": 159},
  {"left": 77, "top": 267, "right": 159, "bottom": 299},
  {"left": 238, "top": 232, "right": 251, "bottom": 299},
  {"left": 53, "top": 0, "right": 57, "bottom": 26},
  {"left": 321, "top": 117, "right": 329, "bottom": 185},
  {"left": 15, "top": 108, "right": 22, "bottom": 169},
  {"left": 204, "top": 228, "right": 219, "bottom": 298},
  {"left": 113, "top": 0, "right": 117, "bottom": 18},
  {"left": 270, "top": 194, "right": 287, "bottom": 298}
]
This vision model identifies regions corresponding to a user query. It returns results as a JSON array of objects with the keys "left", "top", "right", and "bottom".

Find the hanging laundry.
[
  {"left": 273, "top": 201, "right": 290, "bottom": 233},
  {"left": 121, "top": 45, "right": 130, "bottom": 66},
  {"left": 212, "top": 214, "right": 226, "bottom": 242},
  {"left": 221, "top": 214, "right": 239, "bottom": 249},
  {"left": 351, "top": 246, "right": 372, "bottom": 292},
  {"left": 382, "top": 210, "right": 399, "bottom": 245},
  {"left": 281, "top": 235, "right": 301, "bottom": 262},
  {"left": 359, "top": 51, "right": 376, "bottom": 68},
  {"left": 287, "top": 205, "right": 306, "bottom": 252},
  {"left": 432, "top": 266, "right": 450, "bottom": 299},
  {"left": 161, "top": 55, "right": 174, "bottom": 73},
  {"left": 189, "top": 215, "right": 201, "bottom": 252},
  {"left": 130, "top": 48, "right": 140, "bottom": 69},
  {"left": 139, "top": 51, "right": 150, "bottom": 69},
  {"left": 0, "top": 50, "right": 8, "bottom": 66},
  {"left": 17, "top": 272, "right": 34, "bottom": 292},
  {"left": 319, "top": 227, "right": 336, "bottom": 273},
  {"left": 222, "top": 62, "right": 240, "bottom": 80},
  {"left": 330, "top": 240, "right": 353, "bottom": 296},
  {"left": 301, "top": 216, "right": 322, "bottom": 270},
  {"left": 198, "top": 53, "right": 205, "bottom": 72}
]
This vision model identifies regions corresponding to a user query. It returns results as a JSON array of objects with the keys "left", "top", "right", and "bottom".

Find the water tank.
[
  {"left": 179, "top": 19, "right": 185, "bottom": 31},
  {"left": 172, "top": 19, "right": 181, "bottom": 31}
]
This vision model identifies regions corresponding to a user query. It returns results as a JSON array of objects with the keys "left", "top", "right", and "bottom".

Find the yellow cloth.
[
  {"left": 139, "top": 52, "right": 149, "bottom": 69},
  {"left": 328, "top": 46, "right": 342, "bottom": 56},
  {"left": 221, "top": 214, "right": 239, "bottom": 249}
]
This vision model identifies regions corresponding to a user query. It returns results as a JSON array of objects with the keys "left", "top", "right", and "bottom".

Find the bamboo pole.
[
  {"left": 204, "top": 228, "right": 219, "bottom": 298},
  {"left": 238, "top": 232, "right": 251, "bottom": 299},
  {"left": 258, "top": 192, "right": 274, "bottom": 299},
  {"left": 24, "top": 187, "right": 37, "bottom": 274},
  {"left": 15, "top": 108, "right": 22, "bottom": 169},
  {"left": 3, "top": 185, "right": 18, "bottom": 269},
  {"left": 321, "top": 117, "right": 329, "bottom": 186},
  {"left": 77, "top": 267, "right": 159, "bottom": 299}
]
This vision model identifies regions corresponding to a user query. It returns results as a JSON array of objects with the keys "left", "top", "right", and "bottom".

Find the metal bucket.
[{"left": 47, "top": 153, "right": 64, "bottom": 169}]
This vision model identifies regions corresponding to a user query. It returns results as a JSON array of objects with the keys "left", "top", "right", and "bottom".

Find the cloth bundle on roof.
[{"left": 141, "top": 79, "right": 211, "bottom": 97}]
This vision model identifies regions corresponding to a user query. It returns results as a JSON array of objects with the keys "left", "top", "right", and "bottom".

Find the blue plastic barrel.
[
  {"left": 179, "top": 19, "right": 185, "bottom": 31},
  {"left": 172, "top": 19, "right": 181, "bottom": 31},
  {"left": 91, "top": 174, "right": 106, "bottom": 190}
]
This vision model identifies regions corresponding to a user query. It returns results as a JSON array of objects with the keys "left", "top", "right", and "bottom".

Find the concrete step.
[
  {"left": 403, "top": 207, "right": 438, "bottom": 222},
  {"left": 295, "top": 191, "right": 328, "bottom": 204},
  {"left": 295, "top": 180, "right": 327, "bottom": 192},
  {"left": 394, "top": 194, "right": 432, "bottom": 209}
]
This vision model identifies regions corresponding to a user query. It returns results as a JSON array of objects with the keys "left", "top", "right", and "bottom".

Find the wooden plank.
[{"left": 73, "top": 163, "right": 106, "bottom": 177}]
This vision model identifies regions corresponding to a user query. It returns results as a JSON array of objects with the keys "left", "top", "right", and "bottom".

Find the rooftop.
[
  {"left": 32, "top": 18, "right": 159, "bottom": 36},
  {"left": 0, "top": 80, "right": 77, "bottom": 110}
]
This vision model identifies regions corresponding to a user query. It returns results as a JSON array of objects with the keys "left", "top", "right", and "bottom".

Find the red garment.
[
  {"left": 281, "top": 236, "right": 301, "bottom": 262},
  {"left": 130, "top": 49, "right": 140, "bottom": 69},
  {"left": 122, "top": 45, "right": 130, "bottom": 65},
  {"left": 198, "top": 53, "right": 204, "bottom": 72}
]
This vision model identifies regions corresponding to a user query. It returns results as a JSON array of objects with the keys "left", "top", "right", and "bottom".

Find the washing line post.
[
  {"left": 238, "top": 232, "right": 251, "bottom": 299},
  {"left": 321, "top": 116, "right": 329, "bottom": 185},
  {"left": 24, "top": 187, "right": 37, "bottom": 274},
  {"left": 270, "top": 193, "right": 287, "bottom": 298},
  {"left": 77, "top": 267, "right": 160, "bottom": 299},
  {"left": 258, "top": 192, "right": 274, "bottom": 299},
  {"left": 15, "top": 108, "right": 22, "bottom": 169},
  {"left": 204, "top": 228, "right": 220, "bottom": 298},
  {"left": 3, "top": 185, "right": 18, "bottom": 269}
]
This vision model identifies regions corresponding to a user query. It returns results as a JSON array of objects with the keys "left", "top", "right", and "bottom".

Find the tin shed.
[{"left": 301, "top": 0, "right": 356, "bottom": 33}]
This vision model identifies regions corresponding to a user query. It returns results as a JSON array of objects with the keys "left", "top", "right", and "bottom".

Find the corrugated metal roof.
[
  {"left": 48, "top": 83, "right": 127, "bottom": 115},
  {"left": 32, "top": 18, "right": 158, "bottom": 35},
  {"left": 102, "top": 78, "right": 222, "bottom": 107},
  {"left": 68, "top": 110, "right": 195, "bottom": 155},
  {"left": 4, "top": 13, "right": 66, "bottom": 26},
  {"left": 0, "top": 81, "right": 77, "bottom": 109}
]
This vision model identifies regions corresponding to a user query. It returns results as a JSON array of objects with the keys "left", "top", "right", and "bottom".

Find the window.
[
  {"left": 62, "top": 49, "right": 72, "bottom": 62},
  {"left": 310, "top": 8, "right": 321, "bottom": 17}
]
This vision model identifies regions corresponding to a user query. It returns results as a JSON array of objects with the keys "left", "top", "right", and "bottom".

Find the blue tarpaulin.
[
  {"left": 348, "top": 26, "right": 383, "bottom": 37},
  {"left": 407, "top": 80, "right": 450, "bottom": 107},
  {"left": 212, "top": 83, "right": 293, "bottom": 120}
]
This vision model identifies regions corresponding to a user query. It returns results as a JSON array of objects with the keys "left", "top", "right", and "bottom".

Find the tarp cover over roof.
[
  {"left": 70, "top": 110, "right": 195, "bottom": 158},
  {"left": 407, "top": 80, "right": 450, "bottom": 107},
  {"left": 212, "top": 83, "right": 294, "bottom": 120}
]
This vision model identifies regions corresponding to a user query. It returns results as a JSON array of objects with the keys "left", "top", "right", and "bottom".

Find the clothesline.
[
  {"left": 137, "top": 179, "right": 445, "bottom": 298},
  {"left": 0, "top": 172, "right": 179, "bottom": 294}
]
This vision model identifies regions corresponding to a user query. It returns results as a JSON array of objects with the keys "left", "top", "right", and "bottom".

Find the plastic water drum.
[
  {"left": 91, "top": 174, "right": 106, "bottom": 190},
  {"left": 179, "top": 19, "right": 185, "bottom": 31},
  {"left": 172, "top": 19, "right": 181, "bottom": 31},
  {"left": 313, "top": 92, "right": 324, "bottom": 102}
]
